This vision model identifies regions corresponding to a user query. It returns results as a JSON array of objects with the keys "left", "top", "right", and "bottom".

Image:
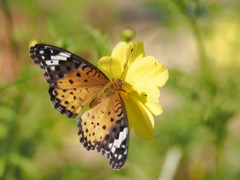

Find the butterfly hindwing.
[
  {"left": 48, "top": 86, "right": 101, "bottom": 117},
  {"left": 77, "top": 93, "right": 129, "bottom": 170},
  {"left": 30, "top": 44, "right": 109, "bottom": 117}
]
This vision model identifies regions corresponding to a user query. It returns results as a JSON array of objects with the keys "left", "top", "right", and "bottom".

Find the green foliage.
[{"left": 1, "top": 0, "right": 240, "bottom": 179}]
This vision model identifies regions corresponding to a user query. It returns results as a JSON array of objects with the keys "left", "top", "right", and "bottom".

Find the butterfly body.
[
  {"left": 30, "top": 44, "right": 129, "bottom": 170},
  {"left": 91, "top": 79, "right": 125, "bottom": 106}
]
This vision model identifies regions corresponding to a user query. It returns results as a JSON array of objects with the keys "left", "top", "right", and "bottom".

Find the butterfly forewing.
[
  {"left": 30, "top": 44, "right": 109, "bottom": 117},
  {"left": 77, "top": 93, "right": 129, "bottom": 170}
]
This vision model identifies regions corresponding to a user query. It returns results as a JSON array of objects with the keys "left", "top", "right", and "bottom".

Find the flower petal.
[
  {"left": 111, "top": 42, "right": 133, "bottom": 69},
  {"left": 129, "top": 40, "right": 145, "bottom": 63},
  {"left": 130, "top": 92, "right": 163, "bottom": 117},
  {"left": 155, "top": 67, "right": 169, "bottom": 87},
  {"left": 111, "top": 41, "right": 145, "bottom": 69},
  {"left": 98, "top": 56, "right": 123, "bottom": 80},
  {"left": 124, "top": 94, "right": 155, "bottom": 140},
  {"left": 126, "top": 57, "right": 164, "bottom": 83},
  {"left": 145, "top": 100, "right": 163, "bottom": 115},
  {"left": 125, "top": 56, "right": 167, "bottom": 102}
]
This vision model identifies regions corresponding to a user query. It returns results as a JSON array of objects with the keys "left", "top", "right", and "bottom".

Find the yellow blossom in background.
[
  {"left": 98, "top": 41, "right": 169, "bottom": 140},
  {"left": 28, "top": 39, "right": 40, "bottom": 48},
  {"left": 204, "top": 14, "right": 240, "bottom": 67}
]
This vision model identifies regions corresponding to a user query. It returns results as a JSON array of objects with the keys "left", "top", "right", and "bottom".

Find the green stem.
[
  {"left": 171, "top": 1, "right": 209, "bottom": 74},
  {"left": 189, "top": 21, "right": 208, "bottom": 71}
]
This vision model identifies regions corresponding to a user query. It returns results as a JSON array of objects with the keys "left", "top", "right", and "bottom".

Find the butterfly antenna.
[
  {"left": 110, "top": 58, "right": 115, "bottom": 80},
  {"left": 120, "top": 48, "right": 134, "bottom": 80}
]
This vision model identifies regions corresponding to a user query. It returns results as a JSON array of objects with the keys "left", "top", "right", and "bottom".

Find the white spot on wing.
[
  {"left": 118, "top": 155, "right": 122, "bottom": 160},
  {"left": 108, "top": 143, "right": 113, "bottom": 149},
  {"left": 111, "top": 127, "right": 128, "bottom": 154},
  {"left": 45, "top": 60, "right": 59, "bottom": 65},
  {"left": 117, "top": 127, "right": 128, "bottom": 146},
  {"left": 123, "top": 149, "right": 127, "bottom": 155},
  {"left": 52, "top": 90, "right": 56, "bottom": 95},
  {"left": 59, "top": 52, "right": 71, "bottom": 57},
  {"left": 111, "top": 145, "right": 116, "bottom": 153},
  {"left": 51, "top": 55, "right": 67, "bottom": 60}
]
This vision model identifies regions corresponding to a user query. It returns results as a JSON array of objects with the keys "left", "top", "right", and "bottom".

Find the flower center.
[{"left": 114, "top": 79, "right": 132, "bottom": 100}]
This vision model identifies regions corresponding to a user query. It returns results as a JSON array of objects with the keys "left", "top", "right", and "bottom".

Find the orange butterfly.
[{"left": 30, "top": 44, "right": 128, "bottom": 170}]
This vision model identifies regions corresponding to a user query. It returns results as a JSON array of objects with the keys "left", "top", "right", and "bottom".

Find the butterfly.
[{"left": 29, "top": 44, "right": 129, "bottom": 170}]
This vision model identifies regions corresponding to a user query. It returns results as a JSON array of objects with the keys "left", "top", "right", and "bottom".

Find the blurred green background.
[{"left": 1, "top": 0, "right": 240, "bottom": 179}]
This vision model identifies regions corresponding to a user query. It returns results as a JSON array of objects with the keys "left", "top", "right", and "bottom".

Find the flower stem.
[
  {"left": 158, "top": 147, "right": 182, "bottom": 180},
  {"left": 189, "top": 21, "right": 208, "bottom": 72}
]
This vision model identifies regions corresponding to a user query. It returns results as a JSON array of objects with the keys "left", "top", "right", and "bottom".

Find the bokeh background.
[{"left": 1, "top": 0, "right": 240, "bottom": 179}]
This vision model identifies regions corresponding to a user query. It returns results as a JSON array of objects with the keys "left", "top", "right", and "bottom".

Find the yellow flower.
[
  {"left": 204, "top": 15, "right": 240, "bottom": 67},
  {"left": 98, "top": 41, "right": 169, "bottom": 140}
]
